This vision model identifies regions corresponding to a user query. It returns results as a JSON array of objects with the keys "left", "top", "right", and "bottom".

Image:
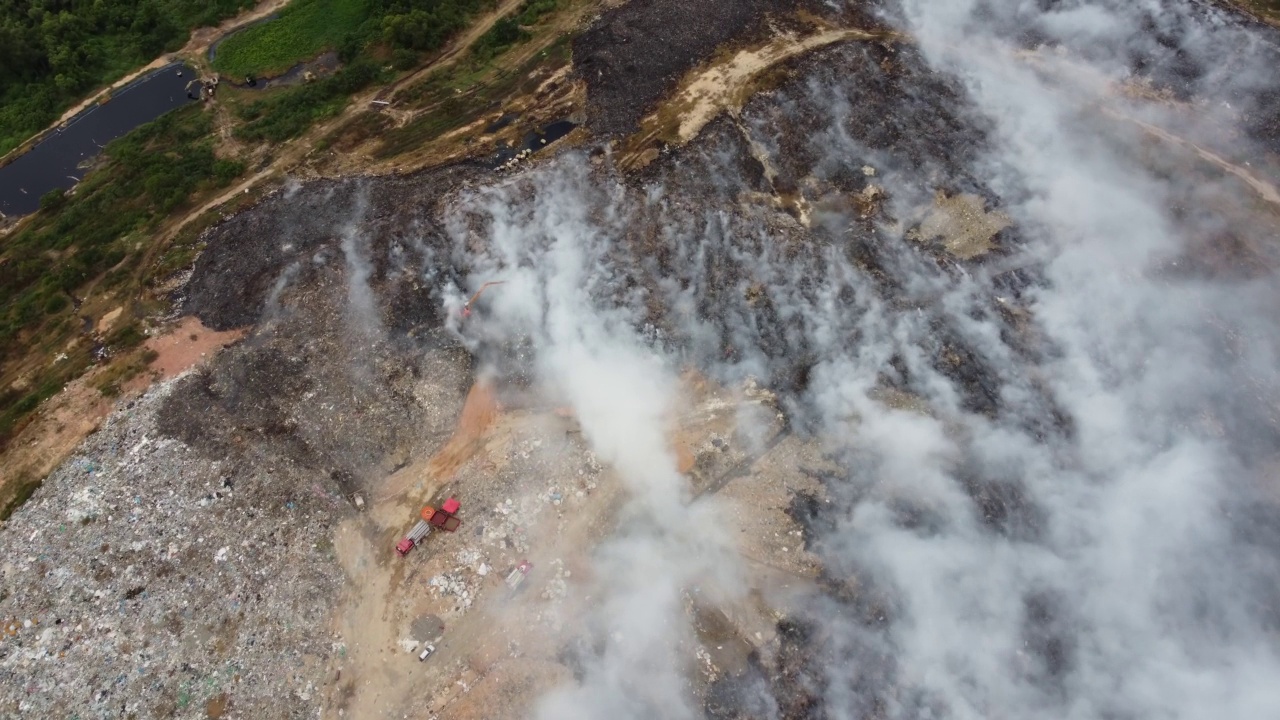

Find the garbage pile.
[{"left": 0, "top": 380, "right": 345, "bottom": 718}]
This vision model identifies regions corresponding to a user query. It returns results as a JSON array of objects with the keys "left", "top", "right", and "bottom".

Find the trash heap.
[{"left": 0, "top": 381, "right": 345, "bottom": 718}]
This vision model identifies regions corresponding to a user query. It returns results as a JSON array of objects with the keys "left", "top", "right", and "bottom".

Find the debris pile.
[{"left": 0, "top": 382, "right": 344, "bottom": 717}]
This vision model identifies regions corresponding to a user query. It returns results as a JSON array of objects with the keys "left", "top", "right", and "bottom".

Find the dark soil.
[
  {"left": 572, "top": 0, "right": 797, "bottom": 136},
  {"left": 184, "top": 164, "right": 483, "bottom": 332},
  {"left": 163, "top": 164, "right": 490, "bottom": 491}
]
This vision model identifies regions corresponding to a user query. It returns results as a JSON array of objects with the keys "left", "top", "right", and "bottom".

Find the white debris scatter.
[
  {"left": 0, "top": 381, "right": 344, "bottom": 717},
  {"left": 539, "top": 558, "right": 569, "bottom": 601}
]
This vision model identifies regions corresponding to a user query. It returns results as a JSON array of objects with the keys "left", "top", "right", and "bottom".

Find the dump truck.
[
  {"left": 396, "top": 497, "right": 462, "bottom": 557},
  {"left": 505, "top": 560, "right": 533, "bottom": 592}
]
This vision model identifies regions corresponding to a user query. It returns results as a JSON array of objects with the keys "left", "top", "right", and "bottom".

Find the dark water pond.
[
  {"left": 0, "top": 63, "right": 196, "bottom": 218},
  {"left": 488, "top": 119, "right": 579, "bottom": 167}
]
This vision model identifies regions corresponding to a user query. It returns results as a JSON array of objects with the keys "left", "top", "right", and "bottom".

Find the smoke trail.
[
  {"left": 745, "top": 1, "right": 1280, "bottom": 718},
  {"left": 444, "top": 165, "right": 746, "bottom": 719},
  {"left": 339, "top": 186, "right": 380, "bottom": 343},
  {"left": 428, "top": 2, "right": 1280, "bottom": 717},
  {"left": 259, "top": 260, "right": 300, "bottom": 333}
]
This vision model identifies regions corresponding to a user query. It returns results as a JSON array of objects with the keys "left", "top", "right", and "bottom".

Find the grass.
[
  {"left": 0, "top": 104, "right": 245, "bottom": 452},
  {"left": 95, "top": 343, "right": 157, "bottom": 398},
  {"left": 212, "top": 0, "right": 373, "bottom": 78},
  {"left": 319, "top": 110, "right": 395, "bottom": 152},
  {"left": 376, "top": 27, "right": 571, "bottom": 159},
  {"left": 0, "top": 471, "right": 41, "bottom": 523},
  {"left": 0, "top": 0, "right": 576, "bottom": 522},
  {"left": 0, "top": 0, "right": 255, "bottom": 157},
  {"left": 235, "top": 59, "right": 390, "bottom": 142}
]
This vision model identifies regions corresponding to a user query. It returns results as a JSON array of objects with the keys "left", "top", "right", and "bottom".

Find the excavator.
[{"left": 460, "top": 280, "right": 505, "bottom": 319}]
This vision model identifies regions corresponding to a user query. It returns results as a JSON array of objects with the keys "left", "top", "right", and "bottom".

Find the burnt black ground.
[
  {"left": 163, "top": 33, "right": 1063, "bottom": 714},
  {"left": 164, "top": 165, "right": 488, "bottom": 493},
  {"left": 144, "top": 1, "right": 1280, "bottom": 716},
  {"left": 183, "top": 164, "right": 483, "bottom": 333},
  {"left": 572, "top": 0, "right": 796, "bottom": 136}
]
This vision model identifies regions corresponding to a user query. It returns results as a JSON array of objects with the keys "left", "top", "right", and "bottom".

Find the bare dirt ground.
[
  {"left": 324, "top": 370, "right": 819, "bottom": 720},
  {"left": 126, "top": 316, "right": 248, "bottom": 390},
  {"left": 618, "top": 19, "right": 889, "bottom": 171},
  {"left": 911, "top": 191, "right": 1012, "bottom": 260},
  {"left": 0, "top": 316, "right": 245, "bottom": 517},
  {"left": 0, "top": 370, "right": 113, "bottom": 502}
]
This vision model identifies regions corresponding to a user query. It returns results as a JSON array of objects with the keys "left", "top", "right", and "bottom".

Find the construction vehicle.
[
  {"left": 395, "top": 497, "right": 462, "bottom": 557},
  {"left": 460, "top": 280, "right": 505, "bottom": 320},
  {"left": 505, "top": 560, "right": 532, "bottom": 592}
]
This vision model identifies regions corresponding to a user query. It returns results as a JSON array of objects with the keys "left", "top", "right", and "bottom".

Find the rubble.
[
  {"left": 0, "top": 381, "right": 344, "bottom": 718},
  {"left": 3, "top": 0, "right": 1227, "bottom": 716}
]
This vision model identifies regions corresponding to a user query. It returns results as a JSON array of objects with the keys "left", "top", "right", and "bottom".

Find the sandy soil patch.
[
  {"left": 319, "top": 369, "right": 810, "bottom": 720},
  {"left": 674, "top": 27, "right": 874, "bottom": 143},
  {"left": 620, "top": 22, "right": 888, "bottom": 172},
  {"left": 95, "top": 306, "right": 124, "bottom": 334},
  {"left": 0, "top": 370, "right": 114, "bottom": 506},
  {"left": 911, "top": 191, "right": 1011, "bottom": 260},
  {"left": 137, "top": 315, "right": 248, "bottom": 384},
  {"left": 0, "top": 315, "right": 244, "bottom": 516},
  {"left": 378, "top": 380, "right": 504, "bottom": 503}
]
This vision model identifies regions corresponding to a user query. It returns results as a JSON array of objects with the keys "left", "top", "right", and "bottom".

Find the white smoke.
[
  {"left": 339, "top": 186, "right": 381, "bottom": 343},
  {"left": 423, "top": 1, "right": 1280, "bottom": 717},
  {"left": 444, "top": 165, "right": 745, "bottom": 719},
  {"left": 770, "top": 0, "right": 1280, "bottom": 718}
]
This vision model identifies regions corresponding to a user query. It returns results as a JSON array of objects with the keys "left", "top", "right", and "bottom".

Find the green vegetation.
[
  {"left": 95, "top": 337, "right": 154, "bottom": 397},
  {"left": 0, "top": 0, "right": 577, "bottom": 522},
  {"left": 476, "top": 0, "right": 558, "bottom": 57},
  {"left": 0, "top": 104, "right": 245, "bottom": 450},
  {"left": 235, "top": 59, "right": 390, "bottom": 142},
  {"left": 211, "top": 0, "right": 372, "bottom": 77},
  {"left": 213, "top": 0, "right": 518, "bottom": 80},
  {"left": 377, "top": 27, "right": 570, "bottom": 158},
  {"left": 0, "top": 0, "right": 254, "bottom": 156},
  {"left": 0, "top": 471, "right": 40, "bottom": 522},
  {"left": 225, "top": 0, "right": 532, "bottom": 142},
  {"left": 378, "top": 0, "right": 493, "bottom": 53}
]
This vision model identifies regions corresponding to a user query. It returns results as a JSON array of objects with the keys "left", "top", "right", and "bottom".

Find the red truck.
[
  {"left": 395, "top": 497, "right": 462, "bottom": 557},
  {"left": 505, "top": 560, "right": 532, "bottom": 593}
]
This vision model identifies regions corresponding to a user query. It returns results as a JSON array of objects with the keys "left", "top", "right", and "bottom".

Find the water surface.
[{"left": 0, "top": 63, "right": 197, "bottom": 218}]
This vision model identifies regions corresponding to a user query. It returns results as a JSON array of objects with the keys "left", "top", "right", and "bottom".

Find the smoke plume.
[{"left": 423, "top": 1, "right": 1280, "bottom": 717}]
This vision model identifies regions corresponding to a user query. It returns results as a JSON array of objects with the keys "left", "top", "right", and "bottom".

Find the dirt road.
[
  {"left": 0, "top": 0, "right": 290, "bottom": 167},
  {"left": 1107, "top": 108, "right": 1280, "bottom": 207},
  {"left": 318, "top": 370, "right": 817, "bottom": 720}
]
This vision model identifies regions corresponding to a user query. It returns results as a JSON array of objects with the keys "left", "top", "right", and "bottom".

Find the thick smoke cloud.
[
  {"left": 442, "top": 168, "right": 745, "bottom": 719},
  {"left": 422, "top": 0, "right": 1280, "bottom": 717},
  {"left": 799, "top": 0, "right": 1280, "bottom": 718}
]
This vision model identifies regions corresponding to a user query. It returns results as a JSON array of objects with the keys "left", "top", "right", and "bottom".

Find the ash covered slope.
[
  {"left": 572, "top": 0, "right": 802, "bottom": 136},
  {"left": 0, "top": 168, "right": 480, "bottom": 717},
  {"left": 446, "top": 1, "right": 1280, "bottom": 718}
]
